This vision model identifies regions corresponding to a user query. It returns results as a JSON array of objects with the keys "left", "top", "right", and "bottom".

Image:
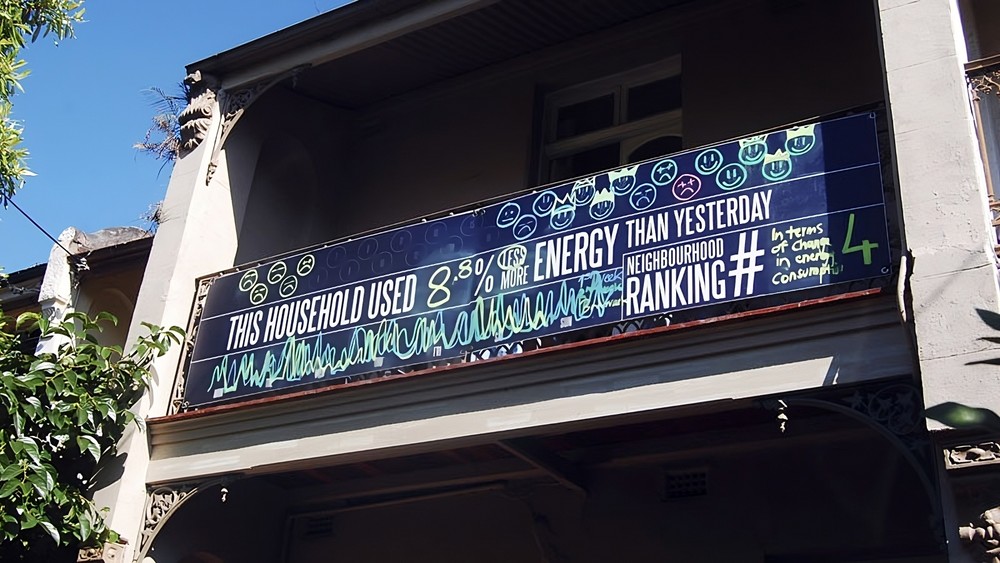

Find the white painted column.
[
  {"left": 877, "top": 1, "right": 1000, "bottom": 561},
  {"left": 35, "top": 227, "right": 82, "bottom": 353},
  {"left": 90, "top": 88, "right": 243, "bottom": 560},
  {"left": 878, "top": 0, "right": 1000, "bottom": 416}
]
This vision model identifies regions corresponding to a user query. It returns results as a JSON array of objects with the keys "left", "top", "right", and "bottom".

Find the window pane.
[
  {"left": 627, "top": 75, "right": 682, "bottom": 122},
  {"left": 555, "top": 94, "right": 615, "bottom": 140},
  {"left": 628, "top": 136, "right": 683, "bottom": 163},
  {"left": 549, "top": 143, "right": 621, "bottom": 183}
]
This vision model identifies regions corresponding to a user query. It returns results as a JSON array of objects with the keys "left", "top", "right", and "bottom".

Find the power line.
[{"left": 2, "top": 194, "right": 74, "bottom": 257}]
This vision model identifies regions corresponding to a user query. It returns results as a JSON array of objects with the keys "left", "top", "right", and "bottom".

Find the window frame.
[{"left": 539, "top": 57, "right": 682, "bottom": 183}]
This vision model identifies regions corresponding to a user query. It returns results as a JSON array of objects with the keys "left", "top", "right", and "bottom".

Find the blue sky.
[{"left": 1, "top": 1, "right": 350, "bottom": 272}]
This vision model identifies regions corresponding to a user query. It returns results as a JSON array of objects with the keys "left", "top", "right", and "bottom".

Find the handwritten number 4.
[{"left": 842, "top": 213, "right": 878, "bottom": 265}]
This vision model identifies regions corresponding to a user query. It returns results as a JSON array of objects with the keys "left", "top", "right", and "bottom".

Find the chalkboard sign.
[{"left": 183, "top": 112, "right": 890, "bottom": 407}]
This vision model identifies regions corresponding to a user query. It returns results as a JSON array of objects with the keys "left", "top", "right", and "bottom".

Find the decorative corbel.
[
  {"left": 947, "top": 442, "right": 1000, "bottom": 469},
  {"left": 969, "top": 68, "right": 1000, "bottom": 99},
  {"left": 760, "top": 382, "right": 939, "bottom": 523},
  {"left": 134, "top": 477, "right": 234, "bottom": 562},
  {"left": 961, "top": 507, "right": 1000, "bottom": 563},
  {"left": 204, "top": 64, "right": 312, "bottom": 185},
  {"left": 77, "top": 542, "right": 126, "bottom": 562},
  {"left": 169, "top": 275, "right": 219, "bottom": 414},
  {"left": 178, "top": 71, "right": 220, "bottom": 155}
]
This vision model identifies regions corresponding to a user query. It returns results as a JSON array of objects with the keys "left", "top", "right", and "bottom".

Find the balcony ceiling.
[{"left": 270, "top": 0, "right": 695, "bottom": 109}]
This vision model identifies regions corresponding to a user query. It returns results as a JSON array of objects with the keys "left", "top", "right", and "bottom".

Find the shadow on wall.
[{"left": 924, "top": 308, "right": 1000, "bottom": 432}]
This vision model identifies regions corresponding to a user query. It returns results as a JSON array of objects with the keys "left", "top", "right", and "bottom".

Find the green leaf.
[
  {"left": 76, "top": 435, "right": 100, "bottom": 462},
  {"left": 11, "top": 410, "right": 23, "bottom": 436},
  {"left": 0, "top": 463, "right": 21, "bottom": 481},
  {"left": 78, "top": 516, "right": 91, "bottom": 542},
  {"left": 27, "top": 472, "right": 49, "bottom": 498},
  {"left": 15, "top": 437, "right": 40, "bottom": 465},
  {"left": 37, "top": 520, "right": 59, "bottom": 544},
  {"left": 0, "top": 478, "right": 19, "bottom": 499}
]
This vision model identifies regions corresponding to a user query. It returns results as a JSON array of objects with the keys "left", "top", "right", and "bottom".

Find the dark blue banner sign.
[{"left": 184, "top": 112, "right": 891, "bottom": 407}]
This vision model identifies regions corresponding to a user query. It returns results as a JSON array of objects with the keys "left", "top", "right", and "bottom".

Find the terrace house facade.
[{"left": 91, "top": 1, "right": 1000, "bottom": 562}]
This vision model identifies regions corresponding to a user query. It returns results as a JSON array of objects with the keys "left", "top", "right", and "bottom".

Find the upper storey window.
[{"left": 541, "top": 58, "right": 682, "bottom": 184}]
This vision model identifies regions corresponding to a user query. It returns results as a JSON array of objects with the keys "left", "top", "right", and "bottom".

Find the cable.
[{"left": 2, "top": 194, "right": 74, "bottom": 257}]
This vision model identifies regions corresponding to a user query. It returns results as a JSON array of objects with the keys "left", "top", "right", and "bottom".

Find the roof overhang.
[{"left": 188, "top": 0, "right": 698, "bottom": 109}]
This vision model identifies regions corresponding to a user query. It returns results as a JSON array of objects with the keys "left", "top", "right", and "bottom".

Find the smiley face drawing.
[
  {"left": 326, "top": 245, "right": 347, "bottom": 267},
  {"left": 496, "top": 202, "right": 521, "bottom": 229},
  {"left": 373, "top": 252, "right": 394, "bottom": 274},
  {"left": 784, "top": 124, "right": 816, "bottom": 156},
  {"left": 513, "top": 214, "right": 538, "bottom": 241},
  {"left": 532, "top": 191, "right": 558, "bottom": 216},
  {"left": 357, "top": 238, "right": 378, "bottom": 260},
  {"left": 716, "top": 163, "right": 748, "bottom": 191},
  {"left": 390, "top": 230, "right": 413, "bottom": 251},
  {"left": 460, "top": 214, "right": 483, "bottom": 237},
  {"left": 629, "top": 183, "right": 657, "bottom": 211},
  {"left": 651, "top": 158, "right": 678, "bottom": 186},
  {"left": 249, "top": 283, "right": 268, "bottom": 305},
  {"left": 589, "top": 189, "right": 615, "bottom": 220},
  {"left": 404, "top": 244, "right": 428, "bottom": 267},
  {"left": 340, "top": 259, "right": 361, "bottom": 282},
  {"left": 694, "top": 148, "right": 724, "bottom": 176},
  {"left": 239, "top": 269, "right": 258, "bottom": 292},
  {"left": 267, "top": 261, "right": 287, "bottom": 285},
  {"left": 549, "top": 203, "right": 576, "bottom": 231},
  {"left": 761, "top": 150, "right": 793, "bottom": 182},
  {"left": 672, "top": 174, "right": 702, "bottom": 201},
  {"left": 297, "top": 254, "right": 315, "bottom": 277},
  {"left": 738, "top": 136, "right": 768, "bottom": 165},
  {"left": 279, "top": 275, "right": 298, "bottom": 298},
  {"left": 571, "top": 177, "right": 596, "bottom": 206},
  {"left": 608, "top": 165, "right": 639, "bottom": 196}
]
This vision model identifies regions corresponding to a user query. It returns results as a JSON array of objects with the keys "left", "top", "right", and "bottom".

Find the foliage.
[
  {"left": 0, "top": 0, "right": 85, "bottom": 202},
  {"left": 134, "top": 84, "right": 186, "bottom": 165},
  {"left": 0, "top": 310, "right": 183, "bottom": 560}
]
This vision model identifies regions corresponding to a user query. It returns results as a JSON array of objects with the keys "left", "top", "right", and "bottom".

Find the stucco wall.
[
  {"left": 224, "top": 0, "right": 884, "bottom": 265},
  {"left": 879, "top": 0, "right": 1000, "bottom": 420},
  {"left": 149, "top": 431, "right": 943, "bottom": 563}
]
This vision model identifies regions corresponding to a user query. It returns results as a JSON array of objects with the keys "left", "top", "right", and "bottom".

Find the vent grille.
[
  {"left": 301, "top": 515, "right": 334, "bottom": 539},
  {"left": 663, "top": 470, "right": 708, "bottom": 500}
]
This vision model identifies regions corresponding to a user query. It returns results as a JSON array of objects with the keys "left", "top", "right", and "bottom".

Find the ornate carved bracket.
[
  {"left": 204, "top": 64, "right": 311, "bottom": 185},
  {"left": 178, "top": 71, "right": 219, "bottom": 155},
  {"left": 761, "top": 382, "right": 939, "bottom": 520},
  {"left": 970, "top": 69, "right": 1000, "bottom": 99},
  {"left": 134, "top": 477, "right": 234, "bottom": 563},
  {"left": 170, "top": 275, "right": 218, "bottom": 414},
  {"left": 966, "top": 59, "right": 1000, "bottom": 260},
  {"left": 947, "top": 442, "right": 1000, "bottom": 469},
  {"left": 961, "top": 507, "right": 1000, "bottom": 563},
  {"left": 77, "top": 542, "right": 125, "bottom": 562}
]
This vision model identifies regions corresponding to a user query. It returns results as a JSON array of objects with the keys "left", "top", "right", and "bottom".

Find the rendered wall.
[
  {"left": 76, "top": 266, "right": 145, "bottom": 348},
  {"left": 228, "top": 0, "right": 884, "bottom": 264},
  {"left": 281, "top": 434, "right": 941, "bottom": 563},
  {"left": 879, "top": 0, "right": 1000, "bottom": 420},
  {"left": 228, "top": 88, "right": 353, "bottom": 264}
]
